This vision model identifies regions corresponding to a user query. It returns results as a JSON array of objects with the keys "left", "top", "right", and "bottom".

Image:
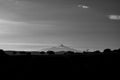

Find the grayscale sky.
[{"left": 0, "top": 0, "right": 120, "bottom": 51}]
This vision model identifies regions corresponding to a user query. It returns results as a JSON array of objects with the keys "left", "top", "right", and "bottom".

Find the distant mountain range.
[{"left": 41, "top": 44, "right": 79, "bottom": 52}]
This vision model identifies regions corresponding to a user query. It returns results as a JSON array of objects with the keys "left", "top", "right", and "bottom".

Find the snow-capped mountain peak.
[{"left": 42, "top": 44, "right": 79, "bottom": 52}]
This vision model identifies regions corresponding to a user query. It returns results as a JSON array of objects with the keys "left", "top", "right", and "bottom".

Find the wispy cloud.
[
  {"left": 77, "top": 4, "right": 89, "bottom": 9},
  {"left": 0, "top": 43, "right": 56, "bottom": 51},
  {"left": 0, "top": 19, "right": 27, "bottom": 25},
  {"left": 0, "top": 0, "right": 18, "bottom": 5},
  {"left": 0, "top": 19, "right": 29, "bottom": 35},
  {"left": 108, "top": 15, "right": 120, "bottom": 20},
  {"left": 0, "top": 43, "right": 55, "bottom": 46}
]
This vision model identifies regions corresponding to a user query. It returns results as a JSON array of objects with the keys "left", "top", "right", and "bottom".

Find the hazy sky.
[{"left": 0, "top": 0, "right": 120, "bottom": 51}]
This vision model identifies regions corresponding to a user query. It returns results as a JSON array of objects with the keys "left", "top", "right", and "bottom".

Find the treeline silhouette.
[
  {"left": 0, "top": 48, "right": 120, "bottom": 79},
  {"left": 0, "top": 48, "right": 120, "bottom": 56}
]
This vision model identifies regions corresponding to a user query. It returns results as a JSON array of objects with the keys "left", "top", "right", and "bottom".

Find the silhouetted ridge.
[
  {"left": 1, "top": 48, "right": 120, "bottom": 56},
  {"left": 0, "top": 49, "right": 8, "bottom": 56},
  {"left": 0, "top": 48, "right": 120, "bottom": 78}
]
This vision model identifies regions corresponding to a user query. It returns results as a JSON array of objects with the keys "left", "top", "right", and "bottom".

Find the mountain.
[{"left": 41, "top": 44, "right": 79, "bottom": 52}]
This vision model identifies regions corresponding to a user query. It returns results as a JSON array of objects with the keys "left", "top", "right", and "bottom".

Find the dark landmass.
[{"left": 0, "top": 48, "right": 120, "bottom": 79}]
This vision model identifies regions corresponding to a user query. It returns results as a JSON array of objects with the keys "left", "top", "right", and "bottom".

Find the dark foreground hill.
[
  {"left": 0, "top": 49, "right": 120, "bottom": 79},
  {"left": 0, "top": 55, "right": 120, "bottom": 79}
]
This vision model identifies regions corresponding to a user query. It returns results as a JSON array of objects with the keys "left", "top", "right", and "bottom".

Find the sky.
[{"left": 0, "top": 0, "right": 120, "bottom": 51}]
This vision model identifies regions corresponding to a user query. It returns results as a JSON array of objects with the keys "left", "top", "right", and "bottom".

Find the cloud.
[
  {"left": 0, "top": 19, "right": 29, "bottom": 35},
  {"left": 0, "top": 43, "right": 55, "bottom": 46},
  {"left": 0, "top": 19, "right": 27, "bottom": 24},
  {"left": 0, "top": 42, "right": 56, "bottom": 51},
  {"left": 0, "top": 0, "right": 17, "bottom": 3},
  {"left": 108, "top": 15, "right": 120, "bottom": 20},
  {"left": 77, "top": 4, "right": 89, "bottom": 9}
]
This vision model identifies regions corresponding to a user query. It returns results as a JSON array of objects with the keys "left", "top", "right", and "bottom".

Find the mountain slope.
[{"left": 42, "top": 44, "right": 79, "bottom": 52}]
